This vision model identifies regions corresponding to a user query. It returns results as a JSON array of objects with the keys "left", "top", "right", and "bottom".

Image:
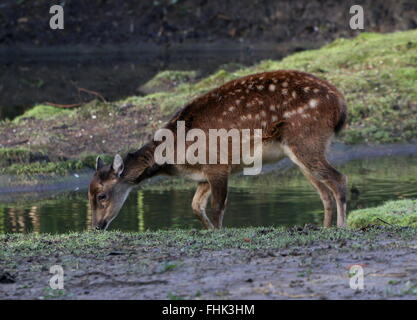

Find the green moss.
[
  {"left": 148, "top": 70, "right": 197, "bottom": 85},
  {"left": 1, "top": 160, "right": 85, "bottom": 176},
  {"left": 154, "top": 30, "right": 417, "bottom": 143},
  {"left": 140, "top": 70, "right": 198, "bottom": 94},
  {"left": 0, "top": 147, "right": 35, "bottom": 166},
  {"left": 0, "top": 153, "right": 113, "bottom": 176},
  {"left": 13, "top": 104, "right": 73, "bottom": 123},
  {"left": 348, "top": 199, "right": 417, "bottom": 228},
  {"left": 193, "top": 69, "right": 234, "bottom": 91}
]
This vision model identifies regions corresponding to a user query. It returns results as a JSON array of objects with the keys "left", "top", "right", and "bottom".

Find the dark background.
[
  {"left": 1, "top": 0, "right": 416, "bottom": 49},
  {"left": 1, "top": 0, "right": 416, "bottom": 119}
]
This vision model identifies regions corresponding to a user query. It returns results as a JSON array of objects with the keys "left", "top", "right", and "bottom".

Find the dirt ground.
[
  {"left": 0, "top": 102, "right": 159, "bottom": 161},
  {"left": 2, "top": 227, "right": 417, "bottom": 300}
]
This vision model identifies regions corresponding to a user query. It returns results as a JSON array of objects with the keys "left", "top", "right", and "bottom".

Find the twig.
[
  {"left": 377, "top": 218, "right": 395, "bottom": 227},
  {"left": 73, "top": 271, "right": 168, "bottom": 287},
  {"left": 78, "top": 87, "right": 106, "bottom": 103},
  {"left": 6, "top": 139, "right": 29, "bottom": 146},
  {"left": 44, "top": 102, "right": 83, "bottom": 109},
  {"left": 44, "top": 87, "right": 106, "bottom": 110}
]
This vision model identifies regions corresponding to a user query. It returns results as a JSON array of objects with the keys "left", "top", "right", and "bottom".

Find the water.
[
  {"left": 0, "top": 47, "right": 290, "bottom": 120},
  {"left": 1, "top": 153, "right": 417, "bottom": 234}
]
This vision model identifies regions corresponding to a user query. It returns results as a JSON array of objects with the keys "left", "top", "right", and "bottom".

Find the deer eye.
[{"left": 97, "top": 193, "right": 107, "bottom": 201}]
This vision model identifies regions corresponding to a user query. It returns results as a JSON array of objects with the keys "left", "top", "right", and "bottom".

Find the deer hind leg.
[
  {"left": 323, "top": 171, "right": 347, "bottom": 227},
  {"left": 192, "top": 182, "right": 214, "bottom": 229},
  {"left": 301, "top": 172, "right": 335, "bottom": 227},
  {"left": 284, "top": 144, "right": 347, "bottom": 227},
  {"left": 206, "top": 171, "right": 229, "bottom": 229}
]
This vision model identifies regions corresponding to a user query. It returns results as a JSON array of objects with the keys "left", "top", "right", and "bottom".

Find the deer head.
[
  {"left": 88, "top": 155, "right": 132, "bottom": 230},
  {"left": 88, "top": 144, "right": 160, "bottom": 230}
]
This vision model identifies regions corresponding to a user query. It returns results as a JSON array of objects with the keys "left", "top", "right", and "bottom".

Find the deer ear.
[
  {"left": 112, "top": 154, "right": 124, "bottom": 177},
  {"left": 95, "top": 156, "right": 105, "bottom": 171}
]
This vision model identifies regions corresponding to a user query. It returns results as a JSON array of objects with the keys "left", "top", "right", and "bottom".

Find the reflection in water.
[
  {"left": 86, "top": 202, "right": 92, "bottom": 231},
  {"left": 1, "top": 155, "right": 417, "bottom": 234},
  {"left": 137, "top": 191, "right": 145, "bottom": 232},
  {"left": 28, "top": 206, "right": 40, "bottom": 233},
  {"left": 0, "top": 207, "right": 3, "bottom": 233}
]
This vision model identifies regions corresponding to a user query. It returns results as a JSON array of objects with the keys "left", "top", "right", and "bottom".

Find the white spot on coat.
[{"left": 309, "top": 99, "right": 318, "bottom": 108}]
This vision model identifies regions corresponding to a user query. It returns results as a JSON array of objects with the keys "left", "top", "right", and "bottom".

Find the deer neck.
[{"left": 122, "top": 142, "right": 162, "bottom": 184}]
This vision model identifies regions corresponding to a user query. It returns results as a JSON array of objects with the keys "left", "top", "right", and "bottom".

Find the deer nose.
[{"left": 95, "top": 220, "right": 108, "bottom": 230}]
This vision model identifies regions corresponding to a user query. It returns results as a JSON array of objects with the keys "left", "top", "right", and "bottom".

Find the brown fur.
[{"left": 89, "top": 70, "right": 348, "bottom": 230}]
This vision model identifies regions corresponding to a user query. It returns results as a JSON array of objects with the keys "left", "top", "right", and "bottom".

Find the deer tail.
[{"left": 334, "top": 99, "right": 347, "bottom": 135}]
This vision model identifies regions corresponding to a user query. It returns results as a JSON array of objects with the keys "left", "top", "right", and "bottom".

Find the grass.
[
  {"left": 0, "top": 153, "right": 113, "bottom": 176},
  {"left": 348, "top": 199, "right": 417, "bottom": 228},
  {"left": 0, "top": 147, "right": 44, "bottom": 166},
  {"left": 2, "top": 160, "right": 86, "bottom": 176},
  {"left": 13, "top": 104, "right": 73, "bottom": 123},
  {"left": 139, "top": 70, "right": 198, "bottom": 94},
  {"left": 1, "top": 223, "right": 417, "bottom": 263}
]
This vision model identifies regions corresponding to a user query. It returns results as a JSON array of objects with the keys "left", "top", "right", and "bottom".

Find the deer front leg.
[
  {"left": 191, "top": 182, "right": 214, "bottom": 229},
  {"left": 207, "top": 174, "right": 229, "bottom": 229}
]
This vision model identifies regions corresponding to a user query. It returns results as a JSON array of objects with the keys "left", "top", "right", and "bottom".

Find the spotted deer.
[{"left": 89, "top": 70, "right": 347, "bottom": 230}]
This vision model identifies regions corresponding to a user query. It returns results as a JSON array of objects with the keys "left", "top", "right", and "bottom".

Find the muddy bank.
[
  {"left": 2, "top": 226, "right": 417, "bottom": 299},
  {"left": 0, "top": 171, "right": 91, "bottom": 202}
]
